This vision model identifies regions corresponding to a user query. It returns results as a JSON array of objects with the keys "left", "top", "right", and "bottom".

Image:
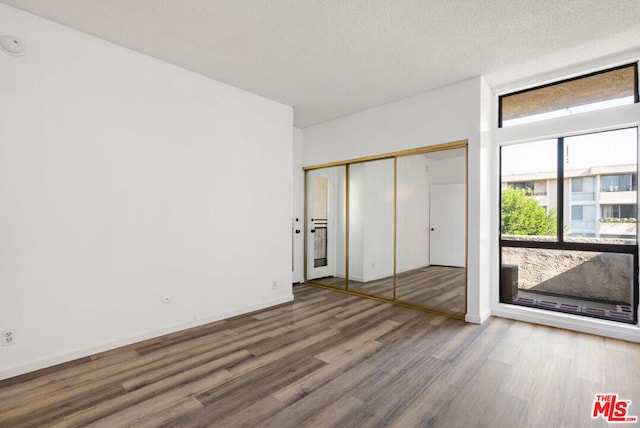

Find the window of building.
[
  {"left": 499, "top": 63, "right": 638, "bottom": 128},
  {"left": 511, "top": 181, "right": 535, "bottom": 192},
  {"left": 602, "top": 173, "right": 637, "bottom": 192},
  {"left": 571, "top": 205, "right": 583, "bottom": 220},
  {"left": 570, "top": 204, "right": 596, "bottom": 233},
  {"left": 602, "top": 204, "right": 638, "bottom": 220},
  {"left": 571, "top": 177, "right": 595, "bottom": 201},
  {"left": 500, "top": 127, "right": 638, "bottom": 324}
]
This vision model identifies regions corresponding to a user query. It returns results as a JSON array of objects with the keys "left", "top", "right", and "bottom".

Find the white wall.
[
  {"left": 361, "top": 159, "right": 395, "bottom": 282},
  {"left": 0, "top": 5, "right": 293, "bottom": 379},
  {"left": 345, "top": 159, "right": 396, "bottom": 283},
  {"left": 292, "top": 128, "right": 304, "bottom": 283},
  {"left": 396, "top": 155, "right": 430, "bottom": 273},
  {"left": 302, "top": 78, "right": 491, "bottom": 322}
]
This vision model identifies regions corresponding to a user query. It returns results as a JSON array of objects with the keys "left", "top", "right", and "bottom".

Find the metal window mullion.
[{"left": 558, "top": 137, "right": 565, "bottom": 244}]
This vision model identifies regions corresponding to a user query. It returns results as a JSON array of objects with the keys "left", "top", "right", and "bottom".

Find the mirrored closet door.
[
  {"left": 304, "top": 142, "right": 467, "bottom": 319},
  {"left": 348, "top": 158, "right": 395, "bottom": 299},
  {"left": 395, "top": 148, "right": 467, "bottom": 314}
]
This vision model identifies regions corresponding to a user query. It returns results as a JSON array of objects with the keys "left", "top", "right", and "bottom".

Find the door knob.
[
  {"left": 295, "top": 229, "right": 301, "bottom": 234},
  {"left": 430, "top": 228, "right": 435, "bottom": 231},
  {"left": 310, "top": 229, "right": 316, "bottom": 233}
]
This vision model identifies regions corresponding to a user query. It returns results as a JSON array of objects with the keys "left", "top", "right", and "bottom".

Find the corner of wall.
[{"left": 465, "top": 310, "right": 492, "bottom": 324}]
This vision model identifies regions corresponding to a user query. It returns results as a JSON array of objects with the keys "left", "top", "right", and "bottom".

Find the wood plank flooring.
[
  {"left": 1, "top": 284, "right": 639, "bottom": 427},
  {"left": 312, "top": 265, "right": 466, "bottom": 314}
]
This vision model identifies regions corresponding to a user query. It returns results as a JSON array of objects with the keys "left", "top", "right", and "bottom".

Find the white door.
[
  {"left": 429, "top": 183, "right": 465, "bottom": 267},
  {"left": 307, "top": 169, "right": 335, "bottom": 280}
]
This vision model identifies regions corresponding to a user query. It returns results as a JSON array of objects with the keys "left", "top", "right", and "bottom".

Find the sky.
[{"left": 501, "top": 127, "right": 638, "bottom": 176}]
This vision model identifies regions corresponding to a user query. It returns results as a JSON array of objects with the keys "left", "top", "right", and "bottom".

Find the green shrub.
[{"left": 501, "top": 187, "right": 557, "bottom": 236}]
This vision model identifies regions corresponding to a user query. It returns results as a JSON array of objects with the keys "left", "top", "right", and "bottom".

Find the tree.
[{"left": 501, "top": 187, "right": 557, "bottom": 236}]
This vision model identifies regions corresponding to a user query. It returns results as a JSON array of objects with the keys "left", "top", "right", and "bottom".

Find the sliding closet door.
[
  {"left": 348, "top": 159, "right": 394, "bottom": 298},
  {"left": 396, "top": 148, "right": 467, "bottom": 315},
  {"left": 304, "top": 141, "right": 468, "bottom": 319}
]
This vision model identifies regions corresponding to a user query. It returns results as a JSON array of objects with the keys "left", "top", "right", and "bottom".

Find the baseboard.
[
  {"left": 335, "top": 264, "right": 430, "bottom": 282},
  {"left": 492, "top": 303, "right": 640, "bottom": 343},
  {"left": 395, "top": 262, "right": 430, "bottom": 274},
  {"left": 362, "top": 272, "right": 391, "bottom": 282},
  {"left": 0, "top": 294, "right": 294, "bottom": 381},
  {"left": 465, "top": 310, "right": 492, "bottom": 324}
]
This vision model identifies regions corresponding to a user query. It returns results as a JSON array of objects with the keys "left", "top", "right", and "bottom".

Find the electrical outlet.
[
  {"left": 1, "top": 330, "right": 15, "bottom": 346},
  {"left": 272, "top": 281, "right": 277, "bottom": 289}
]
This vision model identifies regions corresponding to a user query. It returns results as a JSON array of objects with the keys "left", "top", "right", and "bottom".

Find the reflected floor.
[
  {"left": 310, "top": 276, "right": 346, "bottom": 289},
  {"left": 308, "top": 266, "right": 466, "bottom": 314}
]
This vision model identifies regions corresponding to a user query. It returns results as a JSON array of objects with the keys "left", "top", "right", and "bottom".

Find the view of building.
[{"left": 502, "top": 165, "right": 637, "bottom": 240}]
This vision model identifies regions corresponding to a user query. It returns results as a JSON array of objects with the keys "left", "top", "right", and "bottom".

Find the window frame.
[
  {"left": 498, "top": 63, "right": 639, "bottom": 128},
  {"left": 499, "top": 127, "right": 639, "bottom": 324}
]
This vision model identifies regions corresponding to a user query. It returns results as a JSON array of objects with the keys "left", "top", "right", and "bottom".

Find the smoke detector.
[{"left": 1, "top": 35, "right": 25, "bottom": 56}]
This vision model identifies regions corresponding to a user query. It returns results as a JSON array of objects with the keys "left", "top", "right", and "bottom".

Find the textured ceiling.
[{"left": 1, "top": 0, "right": 639, "bottom": 127}]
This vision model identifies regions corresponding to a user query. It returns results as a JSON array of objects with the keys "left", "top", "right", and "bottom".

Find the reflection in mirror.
[
  {"left": 306, "top": 166, "right": 346, "bottom": 288},
  {"left": 396, "top": 148, "right": 466, "bottom": 314},
  {"left": 348, "top": 158, "right": 394, "bottom": 298}
]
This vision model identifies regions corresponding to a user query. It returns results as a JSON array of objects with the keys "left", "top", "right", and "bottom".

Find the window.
[
  {"left": 571, "top": 205, "right": 583, "bottom": 220},
  {"left": 602, "top": 204, "right": 637, "bottom": 220},
  {"left": 571, "top": 177, "right": 595, "bottom": 201},
  {"left": 602, "top": 174, "right": 637, "bottom": 192},
  {"left": 622, "top": 205, "right": 637, "bottom": 218},
  {"left": 572, "top": 179, "right": 583, "bottom": 192},
  {"left": 501, "top": 139, "right": 557, "bottom": 243},
  {"left": 511, "top": 181, "right": 535, "bottom": 192},
  {"left": 570, "top": 205, "right": 596, "bottom": 233},
  {"left": 499, "top": 63, "right": 638, "bottom": 127},
  {"left": 500, "top": 127, "right": 638, "bottom": 324}
]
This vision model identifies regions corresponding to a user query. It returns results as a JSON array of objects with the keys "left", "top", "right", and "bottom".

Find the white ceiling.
[{"left": 2, "top": 0, "right": 639, "bottom": 127}]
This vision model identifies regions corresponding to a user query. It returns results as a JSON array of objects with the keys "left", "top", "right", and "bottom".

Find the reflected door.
[
  {"left": 307, "top": 172, "right": 333, "bottom": 279},
  {"left": 430, "top": 183, "right": 465, "bottom": 267},
  {"left": 307, "top": 169, "right": 334, "bottom": 280}
]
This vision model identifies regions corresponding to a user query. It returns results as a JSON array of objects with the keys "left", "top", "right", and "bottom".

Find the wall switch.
[
  {"left": 272, "top": 281, "right": 277, "bottom": 289},
  {"left": 1, "top": 330, "right": 15, "bottom": 346}
]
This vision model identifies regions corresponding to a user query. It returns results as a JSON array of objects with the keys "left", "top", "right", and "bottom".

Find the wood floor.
[
  {"left": 1, "top": 284, "right": 639, "bottom": 427},
  {"left": 311, "top": 265, "right": 466, "bottom": 314}
]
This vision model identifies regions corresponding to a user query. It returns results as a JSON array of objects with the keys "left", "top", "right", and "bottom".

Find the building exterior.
[{"left": 502, "top": 164, "right": 637, "bottom": 239}]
